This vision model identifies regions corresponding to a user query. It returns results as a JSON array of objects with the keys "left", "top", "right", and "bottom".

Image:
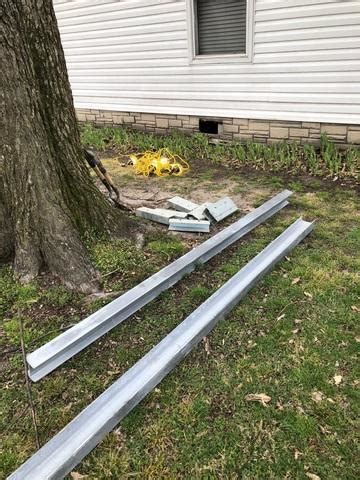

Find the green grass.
[
  {"left": 146, "top": 235, "right": 185, "bottom": 260},
  {"left": 81, "top": 124, "right": 360, "bottom": 180},
  {"left": 1, "top": 172, "right": 359, "bottom": 479}
]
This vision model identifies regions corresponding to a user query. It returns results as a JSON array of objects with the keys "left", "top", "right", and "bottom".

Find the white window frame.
[{"left": 186, "top": 0, "right": 254, "bottom": 64}]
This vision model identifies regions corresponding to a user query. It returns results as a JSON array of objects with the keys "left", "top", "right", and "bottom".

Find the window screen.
[{"left": 196, "top": 0, "right": 247, "bottom": 55}]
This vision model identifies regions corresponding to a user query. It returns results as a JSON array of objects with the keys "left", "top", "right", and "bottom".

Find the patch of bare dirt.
[{"left": 98, "top": 157, "right": 270, "bottom": 216}]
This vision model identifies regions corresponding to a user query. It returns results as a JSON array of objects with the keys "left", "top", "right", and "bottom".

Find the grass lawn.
[{"left": 1, "top": 130, "right": 359, "bottom": 479}]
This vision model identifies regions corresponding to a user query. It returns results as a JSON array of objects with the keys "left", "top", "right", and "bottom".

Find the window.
[{"left": 187, "top": 0, "right": 253, "bottom": 63}]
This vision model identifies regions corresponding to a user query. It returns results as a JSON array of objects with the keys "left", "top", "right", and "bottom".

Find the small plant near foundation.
[
  {"left": 81, "top": 124, "right": 359, "bottom": 180},
  {"left": 320, "top": 133, "right": 342, "bottom": 175},
  {"left": 303, "top": 144, "right": 319, "bottom": 174}
]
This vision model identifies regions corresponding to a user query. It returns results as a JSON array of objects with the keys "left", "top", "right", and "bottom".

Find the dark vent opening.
[{"left": 199, "top": 119, "right": 219, "bottom": 135}]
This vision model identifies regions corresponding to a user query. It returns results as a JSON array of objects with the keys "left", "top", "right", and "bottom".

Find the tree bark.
[{"left": 0, "top": 0, "right": 130, "bottom": 292}]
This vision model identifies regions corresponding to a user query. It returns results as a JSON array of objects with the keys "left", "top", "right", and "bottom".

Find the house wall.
[
  {"left": 54, "top": 0, "right": 360, "bottom": 144},
  {"left": 76, "top": 108, "right": 360, "bottom": 146}
]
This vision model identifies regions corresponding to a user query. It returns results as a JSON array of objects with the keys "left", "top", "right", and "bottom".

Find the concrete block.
[
  {"left": 169, "top": 120, "right": 182, "bottom": 127},
  {"left": 157, "top": 114, "right": 176, "bottom": 119},
  {"left": 289, "top": 128, "right": 309, "bottom": 138},
  {"left": 348, "top": 130, "right": 360, "bottom": 144},
  {"left": 270, "top": 127, "right": 289, "bottom": 139},
  {"left": 249, "top": 121, "right": 270, "bottom": 131},
  {"left": 156, "top": 118, "right": 169, "bottom": 128},
  {"left": 302, "top": 122, "right": 321, "bottom": 129},
  {"left": 233, "top": 118, "right": 249, "bottom": 126},
  {"left": 223, "top": 124, "right": 239, "bottom": 133},
  {"left": 321, "top": 124, "right": 347, "bottom": 136},
  {"left": 112, "top": 116, "right": 124, "bottom": 124},
  {"left": 189, "top": 116, "right": 199, "bottom": 126},
  {"left": 272, "top": 122, "right": 302, "bottom": 128},
  {"left": 141, "top": 113, "right": 156, "bottom": 122}
]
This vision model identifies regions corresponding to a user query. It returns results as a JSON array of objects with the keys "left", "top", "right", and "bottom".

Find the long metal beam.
[
  {"left": 9, "top": 218, "right": 314, "bottom": 480},
  {"left": 26, "top": 190, "right": 292, "bottom": 382}
]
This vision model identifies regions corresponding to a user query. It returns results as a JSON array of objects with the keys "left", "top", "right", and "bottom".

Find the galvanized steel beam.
[
  {"left": 188, "top": 202, "right": 211, "bottom": 220},
  {"left": 135, "top": 207, "right": 187, "bottom": 225},
  {"left": 168, "top": 218, "right": 210, "bottom": 233},
  {"left": 205, "top": 196, "right": 238, "bottom": 223},
  {"left": 9, "top": 217, "right": 314, "bottom": 480},
  {"left": 26, "top": 190, "right": 292, "bottom": 382},
  {"left": 167, "top": 196, "right": 199, "bottom": 212}
]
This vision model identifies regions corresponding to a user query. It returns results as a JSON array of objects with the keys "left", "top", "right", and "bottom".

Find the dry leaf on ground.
[
  {"left": 333, "top": 374, "right": 343, "bottom": 385},
  {"left": 203, "top": 336, "right": 211, "bottom": 355},
  {"left": 319, "top": 425, "right": 331, "bottom": 435},
  {"left": 245, "top": 393, "right": 271, "bottom": 406},
  {"left": 305, "top": 473, "right": 321, "bottom": 480},
  {"left": 304, "top": 291, "right": 313, "bottom": 299},
  {"left": 311, "top": 391, "right": 324, "bottom": 403},
  {"left": 294, "top": 449, "right": 303, "bottom": 460},
  {"left": 70, "top": 473, "right": 87, "bottom": 480},
  {"left": 292, "top": 277, "right": 301, "bottom": 285}
]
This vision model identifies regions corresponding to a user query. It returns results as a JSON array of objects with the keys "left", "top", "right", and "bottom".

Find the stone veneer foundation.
[{"left": 77, "top": 109, "right": 360, "bottom": 147}]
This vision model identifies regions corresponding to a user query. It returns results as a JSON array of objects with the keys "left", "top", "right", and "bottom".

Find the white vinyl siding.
[{"left": 54, "top": 0, "right": 360, "bottom": 125}]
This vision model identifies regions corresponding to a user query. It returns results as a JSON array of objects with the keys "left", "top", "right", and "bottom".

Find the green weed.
[
  {"left": 0, "top": 267, "right": 38, "bottom": 316},
  {"left": 147, "top": 236, "right": 185, "bottom": 260},
  {"left": 42, "top": 286, "right": 78, "bottom": 308},
  {"left": 80, "top": 124, "right": 359, "bottom": 180},
  {"left": 320, "top": 133, "right": 343, "bottom": 175},
  {"left": 89, "top": 238, "right": 151, "bottom": 282}
]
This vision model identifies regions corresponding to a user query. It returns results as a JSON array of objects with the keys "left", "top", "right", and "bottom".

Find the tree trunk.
[{"left": 0, "top": 0, "right": 130, "bottom": 292}]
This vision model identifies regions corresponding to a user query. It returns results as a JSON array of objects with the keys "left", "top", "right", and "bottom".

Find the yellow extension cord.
[{"left": 128, "top": 148, "right": 190, "bottom": 177}]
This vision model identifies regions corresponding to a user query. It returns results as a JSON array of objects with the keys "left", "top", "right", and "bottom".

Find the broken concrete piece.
[
  {"left": 136, "top": 207, "right": 187, "bottom": 225},
  {"left": 167, "top": 196, "right": 199, "bottom": 212},
  {"left": 168, "top": 218, "right": 210, "bottom": 233},
  {"left": 205, "top": 197, "right": 238, "bottom": 223}
]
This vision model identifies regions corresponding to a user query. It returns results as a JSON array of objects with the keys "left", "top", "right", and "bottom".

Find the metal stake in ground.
[{"left": 8, "top": 218, "right": 314, "bottom": 480}]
